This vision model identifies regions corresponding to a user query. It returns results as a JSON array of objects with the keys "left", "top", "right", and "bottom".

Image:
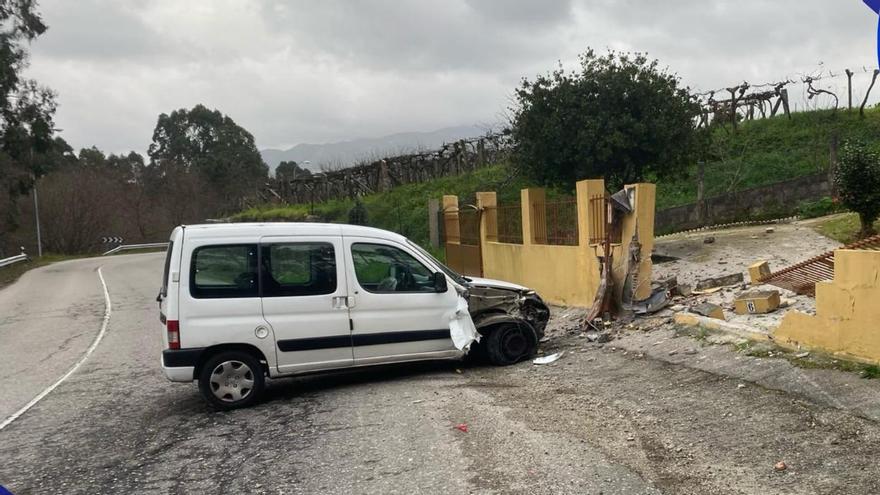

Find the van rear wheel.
[
  {"left": 485, "top": 323, "right": 536, "bottom": 366},
  {"left": 198, "top": 351, "right": 265, "bottom": 410}
]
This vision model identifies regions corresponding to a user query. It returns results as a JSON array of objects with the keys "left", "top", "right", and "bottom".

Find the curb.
[{"left": 673, "top": 313, "right": 773, "bottom": 343}]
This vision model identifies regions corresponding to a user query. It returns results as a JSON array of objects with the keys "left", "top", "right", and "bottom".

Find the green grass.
[
  {"left": 655, "top": 108, "right": 880, "bottom": 210},
  {"left": 812, "top": 213, "right": 880, "bottom": 244}
]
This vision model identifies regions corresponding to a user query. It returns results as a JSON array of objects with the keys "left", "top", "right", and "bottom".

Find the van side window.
[
  {"left": 351, "top": 243, "right": 435, "bottom": 293},
  {"left": 190, "top": 245, "right": 259, "bottom": 298},
  {"left": 261, "top": 243, "right": 336, "bottom": 297}
]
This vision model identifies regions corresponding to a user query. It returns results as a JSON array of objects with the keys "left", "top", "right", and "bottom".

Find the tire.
[
  {"left": 485, "top": 323, "right": 536, "bottom": 366},
  {"left": 198, "top": 351, "right": 265, "bottom": 410}
]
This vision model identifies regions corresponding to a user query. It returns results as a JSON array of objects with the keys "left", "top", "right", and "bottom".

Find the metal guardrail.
[
  {"left": 102, "top": 242, "right": 169, "bottom": 256},
  {"left": 0, "top": 252, "right": 28, "bottom": 268}
]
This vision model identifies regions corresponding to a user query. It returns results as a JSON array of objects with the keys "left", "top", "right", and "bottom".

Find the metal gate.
[{"left": 442, "top": 204, "right": 483, "bottom": 277}]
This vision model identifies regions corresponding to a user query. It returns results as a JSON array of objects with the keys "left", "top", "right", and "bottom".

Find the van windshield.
[{"left": 406, "top": 240, "right": 469, "bottom": 286}]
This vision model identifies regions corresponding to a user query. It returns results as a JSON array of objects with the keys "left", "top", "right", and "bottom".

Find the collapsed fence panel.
[{"left": 760, "top": 233, "right": 880, "bottom": 296}]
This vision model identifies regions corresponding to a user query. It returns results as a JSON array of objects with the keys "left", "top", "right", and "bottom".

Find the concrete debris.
[
  {"left": 695, "top": 273, "right": 745, "bottom": 291},
  {"left": 737, "top": 383, "right": 746, "bottom": 389},
  {"left": 796, "top": 352, "right": 810, "bottom": 358},
  {"left": 733, "top": 290, "right": 781, "bottom": 315},
  {"left": 670, "top": 304, "right": 686, "bottom": 312},
  {"left": 533, "top": 352, "right": 564, "bottom": 365},
  {"left": 691, "top": 302, "right": 726, "bottom": 321},
  {"left": 766, "top": 227, "right": 776, "bottom": 234},
  {"left": 704, "top": 236, "right": 716, "bottom": 244}
]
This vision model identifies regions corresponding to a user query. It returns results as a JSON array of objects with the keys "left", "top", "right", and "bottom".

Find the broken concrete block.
[
  {"left": 676, "top": 284, "right": 693, "bottom": 297},
  {"left": 691, "top": 302, "right": 725, "bottom": 320},
  {"left": 748, "top": 261, "right": 772, "bottom": 285},
  {"left": 695, "top": 272, "right": 744, "bottom": 291},
  {"left": 734, "top": 290, "right": 781, "bottom": 315},
  {"left": 765, "top": 227, "right": 775, "bottom": 234}
]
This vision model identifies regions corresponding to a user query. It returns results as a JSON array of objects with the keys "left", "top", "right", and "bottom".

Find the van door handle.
[{"left": 332, "top": 296, "right": 348, "bottom": 309}]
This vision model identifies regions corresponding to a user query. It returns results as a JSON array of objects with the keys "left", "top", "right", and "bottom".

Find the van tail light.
[{"left": 167, "top": 320, "right": 180, "bottom": 350}]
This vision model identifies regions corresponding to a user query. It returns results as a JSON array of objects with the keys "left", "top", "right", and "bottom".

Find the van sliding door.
[{"left": 259, "top": 236, "right": 353, "bottom": 374}]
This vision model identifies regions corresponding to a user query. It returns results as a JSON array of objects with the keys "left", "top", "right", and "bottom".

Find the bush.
[
  {"left": 796, "top": 196, "right": 844, "bottom": 219},
  {"left": 835, "top": 141, "right": 880, "bottom": 238}
]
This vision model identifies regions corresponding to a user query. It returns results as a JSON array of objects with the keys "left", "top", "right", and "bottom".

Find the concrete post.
[
  {"left": 575, "top": 179, "right": 606, "bottom": 248},
  {"left": 522, "top": 188, "right": 547, "bottom": 245},
  {"left": 428, "top": 199, "right": 440, "bottom": 249},
  {"left": 442, "top": 195, "right": 460, "bottom": 244},
  {"left": 476, "top": 191, "right": 497, "bottom": 244},
  {"left": 618, "top": 183, "right": 656, "bottom": 302}
]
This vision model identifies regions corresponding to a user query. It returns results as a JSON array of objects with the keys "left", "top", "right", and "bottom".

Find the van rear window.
[{"left": 190, "top": 244, "right": 259, "bottom": 298}]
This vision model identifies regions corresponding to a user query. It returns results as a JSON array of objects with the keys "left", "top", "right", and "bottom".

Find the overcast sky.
[{"left": 23, "top": 0, "right": 879, "bottom": 155}]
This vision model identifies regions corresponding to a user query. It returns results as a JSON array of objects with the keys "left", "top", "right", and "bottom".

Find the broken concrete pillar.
[
  {"left": 734, "top": 290, "right": 781, "bottom": 315},
  {"left": 692, "top": 303, "right": 725, "bottom": 321},
  {"left": 748, "top": 261, "right": 771, "bottom": 285}
]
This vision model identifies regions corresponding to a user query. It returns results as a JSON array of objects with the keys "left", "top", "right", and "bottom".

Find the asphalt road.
[{"left": 1, "top": 253, "right": 880, "bottom": 494}]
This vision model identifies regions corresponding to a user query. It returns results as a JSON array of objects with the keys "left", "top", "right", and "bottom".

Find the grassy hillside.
[
  {"left": 233, "top": 163, "right": 536, "bottom": 251},
  {"left": 236, "top": 108, "right": 880, "bottom": 247},
  {"left": 657, "top": 108, "right": 880, "bottom": 209}
]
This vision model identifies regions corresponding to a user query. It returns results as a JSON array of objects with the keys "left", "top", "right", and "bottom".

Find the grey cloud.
[{"left": 22, "top": 0, "right": 880, "bottom": 156}]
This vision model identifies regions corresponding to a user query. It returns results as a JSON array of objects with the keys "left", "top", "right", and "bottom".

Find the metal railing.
[
  {"left": 102, "top": 242, "right": 169, "bottom": 256},
  {"left": 761, "top": 233, "right": 880, "bottom": 296},
  {"left": 485, "top": 203, "right": 523, "bottom": 244},
  {"left": 535, "top": 198, "right": 578, "bottom": 246},
  {"left": 0, "top": 249, "right": 28, "bottom": 268}
]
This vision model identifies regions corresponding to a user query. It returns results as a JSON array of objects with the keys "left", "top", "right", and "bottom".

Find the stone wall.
[
  {"left": 267, "top": 133, "right": 510, "bottom": 204},
  {"left": 655, "top": 173, "right": 831, "bottom": 234}
]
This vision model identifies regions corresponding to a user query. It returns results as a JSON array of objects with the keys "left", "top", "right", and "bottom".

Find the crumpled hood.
[{"left": 466, "top": 277, "right": 530, "bottom": 292}]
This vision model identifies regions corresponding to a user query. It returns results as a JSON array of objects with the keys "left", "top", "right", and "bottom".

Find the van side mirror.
[{"left": 432, "top": 272, "right": 448, "bottom": 292}]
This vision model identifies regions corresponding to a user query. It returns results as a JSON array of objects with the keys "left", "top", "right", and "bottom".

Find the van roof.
[{"left": 178, "top": 222, "right": 410, "bottom": 243}]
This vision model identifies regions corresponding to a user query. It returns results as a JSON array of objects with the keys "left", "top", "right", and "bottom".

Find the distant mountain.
[{"left": 261, "top": 125, "right": 488, "bottom": 174}]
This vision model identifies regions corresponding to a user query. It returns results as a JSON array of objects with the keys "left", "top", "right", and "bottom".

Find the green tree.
[
  {"left": 276, "top": 160, "right": 311, "bottom": 179},
  {"left": 0, "top": 1, "right": 58, "bottom": 254},
  {"left": 147, "top": 104, "right": 268, "bottom": 201},
  {"left": 510, "top": 49, "right": 701, "bottom": 190},
  {"left": 348, "top": 198, "right": 368, "bottom": 226},
  {"left": 835, "top": 140, "right": 880, "bottom": 238}
]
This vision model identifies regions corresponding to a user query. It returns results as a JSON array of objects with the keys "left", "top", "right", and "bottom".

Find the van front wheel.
[
  {"left": 198, "top": 351, "right": 265, "bottom": 410},
  {"left": 485, "top": 323, "right": 536, "bottom": 366}
]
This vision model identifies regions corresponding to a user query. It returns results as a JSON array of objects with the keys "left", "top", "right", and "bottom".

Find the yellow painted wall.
[
  {"left": 468, "top": 180, "right": 655, "bottom": 307},
  {"left": 775, "top": 250, "right": 880, "bottom": 364}
]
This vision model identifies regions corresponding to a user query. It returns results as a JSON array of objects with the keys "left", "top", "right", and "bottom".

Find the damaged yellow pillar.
[{"left": 618, "top": 183, "right": 656, "bottom": 302}]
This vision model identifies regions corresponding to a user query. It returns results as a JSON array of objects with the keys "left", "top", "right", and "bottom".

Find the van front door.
[
  {"left": 260, "top": 237, "right": 353, "bottom": 374},
  {"left": 343, "top": 238, "right": 459, "bottom": 364}
]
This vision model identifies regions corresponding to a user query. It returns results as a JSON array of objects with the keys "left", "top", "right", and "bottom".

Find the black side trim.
[
  {"left": 278, "top": 335, "right": 352, "bottom": 352},
  {"left": 163, "top": 347, "right": 205, "bottom": 368},
  {"left": 353, "top": 329, "right": 450, "bottom": 347},
  {"left": 276, "top": 329, "right": 451, "bottom": 352}
]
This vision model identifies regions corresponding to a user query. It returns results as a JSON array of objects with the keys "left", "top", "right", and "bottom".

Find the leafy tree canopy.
[
  {"left": 835, "top": 140, "right": 880, "bottom": 238},
  {"left": 148, "top": 104, "right": 268, "bottom": 198},
  {"left": 510, "top": 49, "right": 701, "bottom": 190}
]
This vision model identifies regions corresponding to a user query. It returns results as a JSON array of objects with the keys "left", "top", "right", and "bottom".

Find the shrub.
[{"left": 835, "top": 141, "right": 880, "bottom": 238}]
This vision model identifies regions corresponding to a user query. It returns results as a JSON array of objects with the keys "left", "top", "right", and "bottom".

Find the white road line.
[{"left": 0, "top": 266, "right": 112, "bottom": 431}]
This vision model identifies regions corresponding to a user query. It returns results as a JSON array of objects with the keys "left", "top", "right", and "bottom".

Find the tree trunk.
[{"left": 859, "top": 214, "right": 877, "bottom": 239}]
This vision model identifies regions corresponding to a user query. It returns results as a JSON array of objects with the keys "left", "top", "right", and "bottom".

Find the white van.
[{"left": 158, "top": 223, "right": 549, "bottom": 409}]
